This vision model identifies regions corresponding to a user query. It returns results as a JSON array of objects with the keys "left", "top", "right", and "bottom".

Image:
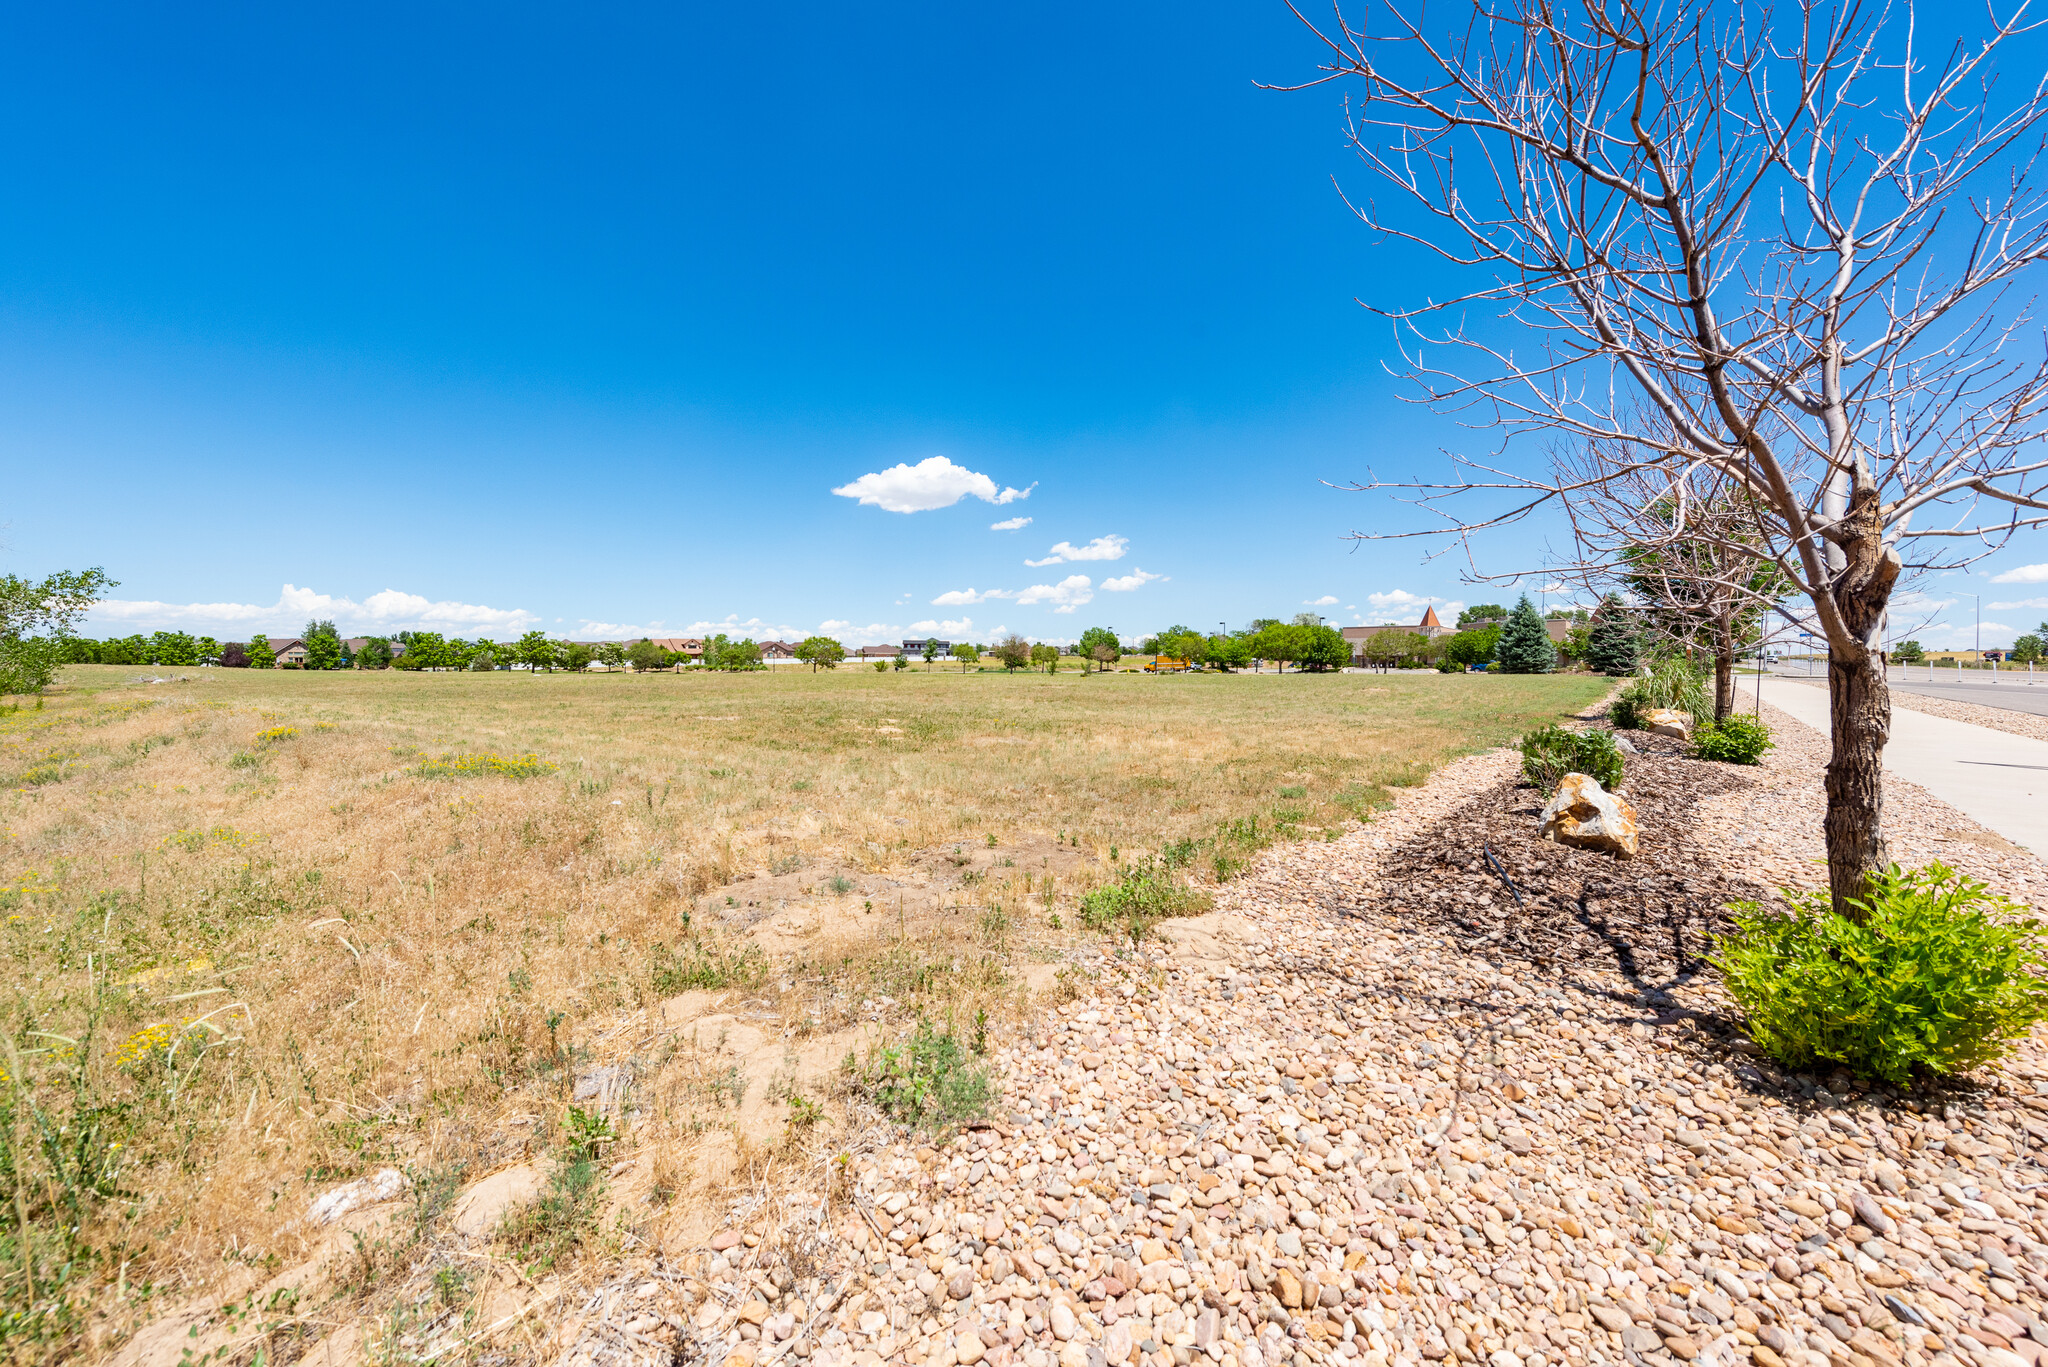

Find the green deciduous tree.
[
  {"left": 1205, "top": 634, "right": 1252, "bottom": 672},
  {"left": 0, "top": 566, "right": 116, "bottom": 697},
  {"left": 1030, "top": 642, "right": 1060, "bottom": 672},
  {"left": 1457, "top": 605, "right": 1507, "bottom": 627},
  {"left": 246, "top": 634, "right": 276, "bottom": 669},
  {"left": 1494, "top": 598, "right": 1557, "bottom": 675},
  {"left": 515, "top": 631, "right": 556, "bottom": 672},
  {"left": 303, "top": 620, "right": 344, "bottom": 671},
  {"left": 1441, "top": 627, "right": 1499, "bottom": 671},
  {"left": 2011, "top": 635, "right": 2043, "bottom": 665},
  {"left": 1077, "top": 627, "right": 1119, "bottom": 673},
  {"left": 1585, "top": 595, "right": 1640, "bottom": 677},
  {"left": 1892, "top": 640, "right": 1925, "bottom": 664},
  {"left": 993, "top": 634, "right": 1032, "bottom": 671},
  {"left": 1296, "top": 624, "right": 1351, "bottom": 672},
  {"left": 560, "top": 641, "right": 595, "bottom": 671},
  {"left": 356, "top": 636, "right": 393, "bottom": 669},
  {"left": 795, "top": 636, "right": 847, "bottom": 671},
  {"left": 627, "top": 638, "right": 668, "bottom": 672},
  {"left": 950, "top": 642, "right": 980, "bottom": 672}
]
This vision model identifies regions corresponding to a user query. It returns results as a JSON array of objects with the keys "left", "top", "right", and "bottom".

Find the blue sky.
[{"left": 2, "top": 1, "right": 2044, "bottom": 648}]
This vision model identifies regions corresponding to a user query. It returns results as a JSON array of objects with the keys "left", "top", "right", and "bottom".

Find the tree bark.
[
  {"left": 1714, "top": 649, "right": 1735, "bottom": 723},
  {"left": 1824, "top": 649, "right": 1891, "bottom": 919},
  {"left": 1823, "top": 485, "right": 1903, "bottom": 919}
]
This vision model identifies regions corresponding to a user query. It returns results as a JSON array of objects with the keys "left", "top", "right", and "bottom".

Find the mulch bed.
[{"left": 1372, "top": 730, "right": 1770, "bottom": 998}]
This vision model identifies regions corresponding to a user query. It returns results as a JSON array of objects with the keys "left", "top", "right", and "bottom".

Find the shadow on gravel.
[{"left": 1372, "top": 729, "right": 1769, "bottom": 999}]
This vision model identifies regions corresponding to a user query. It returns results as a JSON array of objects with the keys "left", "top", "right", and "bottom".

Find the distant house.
[
  {"left": 1342, "top": 607, "right": 1457, "bottom": 658},
  {"left": 758, "top": 640, "right": 798, "bottom": 661},
  {"left": 267, "top": 637, "right": 309, "bottom": 666},
  {"left": 857, "top": 644, "right": 901, "bottom": 659},
  {"left": 645, "top": 638, "right": 704, "bottom": 660},
  {"left": 1430, "top": 612, "right": 1577, "bottom": 644},
  {"left": 902, "top": 638, "right": 952, "bottom": 659}
]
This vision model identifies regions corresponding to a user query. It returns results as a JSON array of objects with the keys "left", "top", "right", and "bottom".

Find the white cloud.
[
  {"left": 1014, "top": 575, "right": 1094, "bottom": 614},
  {"left": 1026, "top": 534, "right": 1127, "bottom": 567},
  {"left": 1988, "top": 597, "right": 2048, "bottom": 612},
  {"left": 91, "top": 583, "right": 540, "bottom": 637},
  {"left": 1361, "top": 589, "right": 1465, "bottom": 622},
  {"left": 816, "top": 620, "right": 904, "bottom": 646},
  {"left": 931, "top": 587, "right": 1000, "bottom": 606},
  {"left": 580, "top": 613, "right": 810, "bottom": 641},
  {"left": 1101, "top": 569, "right": 1166, "bottom": 592},
  {"left": 1990, "top": 563, "right": 2048, "bottom": 584},
  {"left": 990, "top": 516, "right": 1032, "bottom": 532},
  {"left": 832, "top": 456, "right": 1033, "bottom": 514},
  {"left": 908, "top": 617, "right": 977, "bottom": 636},
  {"left": 1304, "top": 595, "right": 1339, "bottom": 606}
]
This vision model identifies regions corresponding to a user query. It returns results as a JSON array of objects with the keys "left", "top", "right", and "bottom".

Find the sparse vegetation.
[
  {"left": 855, "top": 1018, "right": 992, "bottom": 1133},
  {"left": 0, "top": 662, "right": 1603, "bottom": 1359}
]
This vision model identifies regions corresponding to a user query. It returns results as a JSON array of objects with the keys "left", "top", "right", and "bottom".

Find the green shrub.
[
  {"left": 497, "top": 1154, "right": 602, "bottom": 1272},
  {"left": 857, "top": 1018, "right": 992, "bottom": 1133},
  {"left": 1611, "top": 656, "right": 1709, "bottom": 730},
  {"left": 1078, "top": 859, "right": 1209, "bottom": 941},
  {"left": 1715, "top": 863, "right": 2048, "bottom": 1083},
  {"left": 1691, "top": 715, "right": 1774, "bottom": 765},
  {"left": 1518, "top": 725, "right": 1624, "bottom": 789},
  {"left": 648, "top": 938, "right": 768, "bottom": 993}
]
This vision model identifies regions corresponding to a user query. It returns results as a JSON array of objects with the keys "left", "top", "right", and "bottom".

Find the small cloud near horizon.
[
  {"left": 1990, "top": 563, "right": 2048, "bottom": 585},
  {"left": 989, "top": 516, "right": 1032, "bottom": 532},
  {"left": 1101, "top": 569, "right": 1165, "bottom": 592},
  {"left": 1304, "top": 595, "right": 1339, "bottom": 606}
]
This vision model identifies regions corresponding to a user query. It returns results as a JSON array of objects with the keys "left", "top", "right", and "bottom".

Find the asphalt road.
[
  {"left": 1759, "top": 679, "right": 2048, "bottom": 855},
  {"left": 1767, "top": 663, "right": 2048, "bottom": 718}
]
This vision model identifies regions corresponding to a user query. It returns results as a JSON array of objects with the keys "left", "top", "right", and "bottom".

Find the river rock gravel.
[{"left": 594, "top": 715, "right": 2048, "bottom": 1367}]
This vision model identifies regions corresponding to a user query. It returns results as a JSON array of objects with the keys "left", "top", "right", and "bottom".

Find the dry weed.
[{"left": 0, "top": 664, "right": 1603, "bottom": 1362}]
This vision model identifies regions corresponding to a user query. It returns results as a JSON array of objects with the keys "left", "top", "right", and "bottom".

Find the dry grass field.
[{"left": 0, "top": 662, "right": 1606, "bottom": 1364}]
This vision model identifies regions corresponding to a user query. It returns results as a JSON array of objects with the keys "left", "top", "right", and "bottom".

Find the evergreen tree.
[
  {"left": 1494, "top": 596, "right": 1557, "bottom": 674},
  {"left": 1585, "top": 594, "right": 1640, "bottom": 676}
]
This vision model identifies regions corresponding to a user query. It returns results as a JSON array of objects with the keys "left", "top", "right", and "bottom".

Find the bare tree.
[
  {"left": 1288, "top": 0, "right": 2048, "bottom": 915},
  {"left": 1554, "top": 446, "right": 1785, "bottom": 721}
]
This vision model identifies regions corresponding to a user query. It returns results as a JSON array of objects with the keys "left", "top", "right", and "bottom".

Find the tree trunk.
[
  {"left": 1824, "top": 648, "right": 1891, "bottom": 919},
  {"left": 1714, "top": 650, "right": 1735, "bottom": 723},
  {"left": 1822, "top": 484, "right": 1903, "bottom": 919}
]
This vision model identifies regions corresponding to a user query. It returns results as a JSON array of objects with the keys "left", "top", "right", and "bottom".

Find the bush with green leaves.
[
  {"left": 1610, "top": 656, "right": 1710, "bottom": 729},
  {"left": 857, "top": 1018, "right": 992, "bottom": 1133},
  {"left": 1715, "top": 864, "right": 2048, "bottom": 1083},
  {"left": 1518, "top": 725, "right": 1625, "bottom": 789},
  {"left": 1078, "top": 857, "right": 1209, "bottom": 941},
  {"left": 1690, "top": 715, "right": 1774, "bottom": 765}
]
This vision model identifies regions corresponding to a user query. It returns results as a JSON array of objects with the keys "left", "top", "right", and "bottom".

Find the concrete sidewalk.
[{"left": 1758, "top": 679, "right": 2048, "bottom": 856}]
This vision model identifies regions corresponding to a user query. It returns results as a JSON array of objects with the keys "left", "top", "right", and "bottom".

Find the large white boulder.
[{"left": 1538, "top": 773, "right": 1640, "bottom": 859}]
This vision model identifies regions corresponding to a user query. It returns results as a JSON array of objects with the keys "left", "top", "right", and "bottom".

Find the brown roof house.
[
  {"left": 644, "top": 638, "right": 705, "bottom": 659},
  {"left": 758, "top": 640, "right": 799, "bottom": 661},
  {"left": 1342, "top": 606, "right": 1457, "bottom": 657},
  {"left": 857, "top": 644, "right": 902, "bottom": 659},
  {"left": 267, "top": 638, "right": 309, "bottom": 667}
]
